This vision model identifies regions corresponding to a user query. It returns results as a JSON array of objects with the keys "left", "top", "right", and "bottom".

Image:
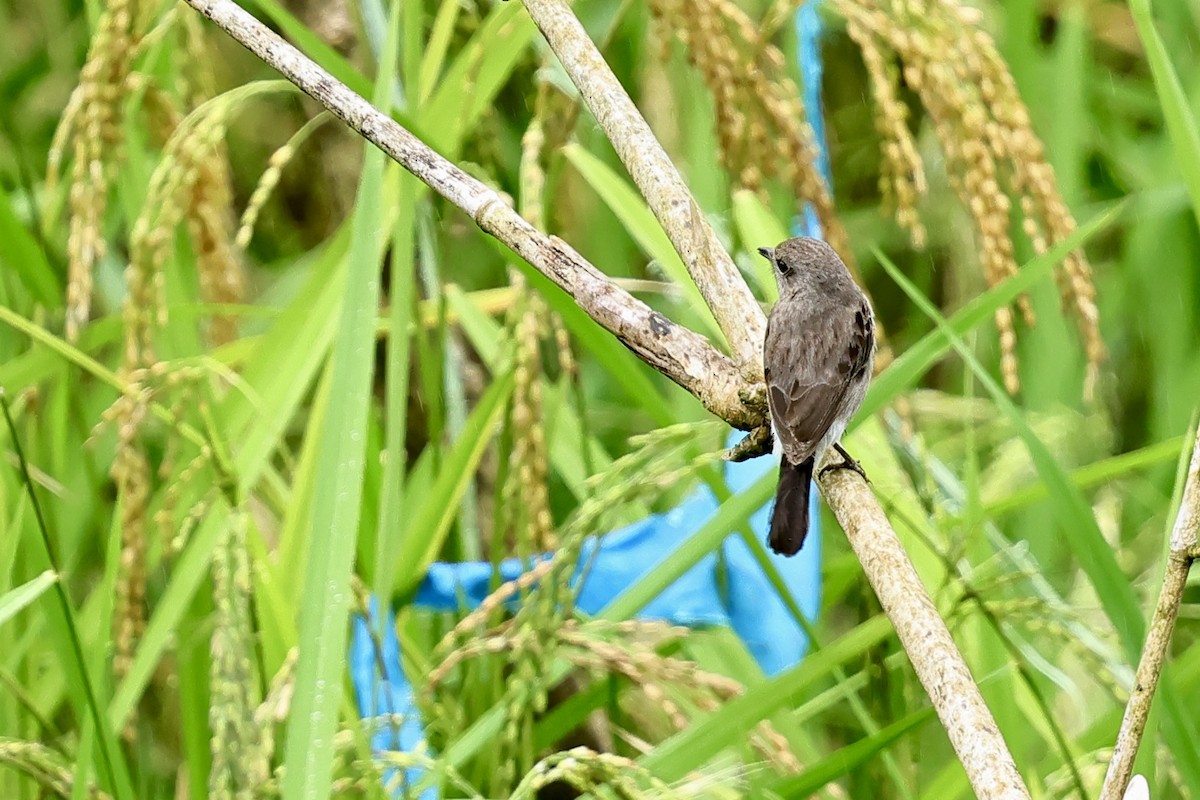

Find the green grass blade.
[
  {"left": 390, "top": 368, "right": 515, "bottom": 599},
  {"left": 0, "top": 183, "right": 59, "bottom": 305},
  {"left": 0, "top": 569, "right": 56, "bottom": 628},
  {"left": 730, "top": 189, "right": 788, "bottom": 298},
  {"left": 0, "top": 393, "right": 133, "bottom": 800},
  {"left": 218, "top": 229, "right": 350, "bottom": 496},
  {"left": 775, "top": 705, "right": 936, "bottom": 798},
  {"left": 875, "top": 248, "right": 1146, "bottom": 657},
  {"left": 1129, "top": 0, "right": 1200, "bottom": 229},
  {"left": 269, "top": 364, "right": 335, "bottom": 655},
  {"left": 640, "top": 615, "right": 893, "bottom": 780},
  {"left": 374, "top": 171, "right": 418, "bottom": 602},
  {"left": 416, "top": 0, "right": 463, "bottom": 107},
  {"left": 563, "top": 144, "right": 725, "bottom": 344},
  {"left": 280, "top": 4, "right": 400, "bottom": 796},
  {"left": 1046, "top": 4, "right": 1088, "bottom": 206},
  {"left": 859, "top": 202, "right": 1123, "bottom": 421},
  {"left": 421, "top": 2, "right": 536, "bottom": 153}
]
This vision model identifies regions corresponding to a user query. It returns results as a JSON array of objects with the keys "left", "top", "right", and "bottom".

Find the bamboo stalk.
[{"left": 1099, "top": 426, "right": 1200, "bottom": 800}]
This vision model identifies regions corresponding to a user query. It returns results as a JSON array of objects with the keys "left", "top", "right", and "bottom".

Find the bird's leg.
[{"left": 819, "top": 442, "right": 869, "bottom": 482}]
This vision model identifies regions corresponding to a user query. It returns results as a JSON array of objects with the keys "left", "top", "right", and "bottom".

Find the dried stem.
[
  {"left": 520, "top": 0, "right": 767, "bottom": 381},
  {"left": 181, "top": 1, "right": 1029, "bottom": 796},
  {"left": 819, "top": 464, "right": 1030, "bottom": 800},
  {"left": 1099, "top": 426, "right": 1200, "bottom": 800}
]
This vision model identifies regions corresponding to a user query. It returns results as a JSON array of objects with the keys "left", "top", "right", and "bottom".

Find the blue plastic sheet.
[{"left": 350, "top": 444, "right": 821, "bottom": 797}]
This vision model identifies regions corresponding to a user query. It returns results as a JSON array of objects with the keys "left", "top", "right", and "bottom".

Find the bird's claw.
[{"left": 819, "top": 443, "right": 869, "bottom": 483}]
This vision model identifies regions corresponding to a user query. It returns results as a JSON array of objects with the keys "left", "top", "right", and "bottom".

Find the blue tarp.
[{"left": 350, "top": 449, "right": 821, "bottom": 797}]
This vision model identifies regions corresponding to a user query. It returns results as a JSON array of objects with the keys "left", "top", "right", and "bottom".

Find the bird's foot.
[{"left": 819, "top": 443, "right": 869, "bottom": 482}]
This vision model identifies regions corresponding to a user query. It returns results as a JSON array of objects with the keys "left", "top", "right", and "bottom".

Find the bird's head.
[{"left": 757, "top": 237, "right": 846, "bottom": 292}]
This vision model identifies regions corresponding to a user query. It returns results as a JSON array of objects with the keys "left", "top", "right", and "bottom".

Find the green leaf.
[
  {"left": 563, "top": 144, "right": 726, "bottom": 344},
  {"left": 775, "top": 705, "right": 935, "bottom": 798},
  {"left": 390, "top": 368, "right": 515, "bottom": 599},
  {"left": 1045, "top": 4, "right": 1088, "bottom": 206},
  {"left": 730, "top": 189, "right": 789, "bottom": 299},
  {"left": 421, "top": 2, "right": 536, "bottom": 154},
  {"left": 280, "top": 5, "right": 400, "bottom": 797},
  {"left": 875, "top": 247, "right": 1146, "bottom": 657},
  {"left": 416, "top": 0, "right": 464, "bottom": 107},
  {"left": 860, "top": 201, "right": 1124, "bottom": 421},
  {"left": 1, "top": 395, "right": 133, "bottom": 800},
  {"left": 0, "top": 569, "right": 56, "bottom": 628},
  {"left": 1129, "top": 0, "right": 1200, "bottom": 230},
  {"left": 219, "top": 229, "right": 350, "bottom": 496},
  {"left": 374, "top": 171, "right": 420, "bottom": 602},
  {"left": 640, "top": 615, "right": 894, "bottom": 780},
  {"left": 0, "top": 183, "right": 59, "bottom": 305}
]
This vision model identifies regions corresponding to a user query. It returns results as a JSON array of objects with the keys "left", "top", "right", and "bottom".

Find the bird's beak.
[{"left": 757, "top": 246, "right": 775, "bottom": 262}]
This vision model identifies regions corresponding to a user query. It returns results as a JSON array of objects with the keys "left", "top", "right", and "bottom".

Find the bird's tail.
[{"left": 769, "top": 457, "right": 814, "bottom": 556}]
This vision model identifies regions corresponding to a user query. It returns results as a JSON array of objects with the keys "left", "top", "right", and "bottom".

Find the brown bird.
[{"left": 758, "top": 238, "right": 875, "bottom": 556}]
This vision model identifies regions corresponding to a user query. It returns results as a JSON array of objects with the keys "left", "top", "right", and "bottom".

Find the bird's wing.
[{"left": 764, "top": 294, "right": 873, "bottom": 463}]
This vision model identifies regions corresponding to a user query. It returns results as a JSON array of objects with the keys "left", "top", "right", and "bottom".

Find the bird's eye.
[{"left": 756, "top": 245, "right": 790, "bottom": 275}]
